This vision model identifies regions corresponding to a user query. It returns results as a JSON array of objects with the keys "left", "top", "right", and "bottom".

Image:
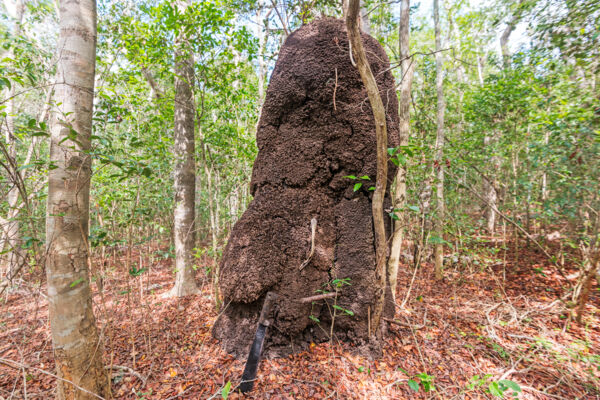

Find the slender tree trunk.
[
  {"left": 202, "top": 142, "right": 220, "bottom": 308},
  {"left": 500, "top": 0, "right": 524, "bottom": 68},
  {"left": 541, "top": 129, "right": 549, "bottom": 202},
  {"left": 433, "top": 0, "right": 446, "bottom": 280},
  {"left": 500, "top": 23, "right": 514, "bottom": 68},
  {"left": 168, "top": 0, "right": 199, "bottom": 297},
  {"left": 574, "top": 211, "right": 599, "bottom": 323},
  {"left": 346, "top": 0, "right": 389, "bottom": 336},
  {"left": 477, "top": 53, "right": 485, "bottom": 86},
  {"left": 483, "top": 135, "right": 498, "bottom": 234},
  {"left": 388, "top": 0, "right": 414, "bottom": 302},
  {"left": 256, "top": 6, "right": 267, "bottom": 102},
  {"left": 215, "top": 173, "right": 221, "bottom": 238},
  {"left": 484, "top": 6, "right": 521, "bottom": 234},
  {"left": 342, "top": 0, "right": 348, "bottom": 19},
  {"left": 46, "top": 0, "right": 108, "bottom": 398},
  {"left": 1, "top": 0, "right": 25, "bottom": 276},
  {"left": 359, "top": 0, "right": 370, "bottom": 34}
]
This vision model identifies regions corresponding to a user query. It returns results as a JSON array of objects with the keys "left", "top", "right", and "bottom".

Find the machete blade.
[
  {"left": 238, "top": 291, "right": 278, "bottom": 393},
  {"left": 239, "top": 323, "right": 267, "bottom": 392}
]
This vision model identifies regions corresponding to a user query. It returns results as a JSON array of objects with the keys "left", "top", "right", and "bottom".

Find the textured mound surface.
[{"left": 213, "top": 18, "right": 399, "bottom": 358}]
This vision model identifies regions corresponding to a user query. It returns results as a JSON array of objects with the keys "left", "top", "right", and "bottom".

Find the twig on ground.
[
  {"left": 384, "top": 309, "right": 427, "bottom": 329},
  {"left": 164, "top": 385, "right": 194, "bottom": 400},
  {"left": 0, "top": 357, "right": 106, "bottom": 400},
  {"left": 105, "top": 364, "right": 147, "bottom": 385}
]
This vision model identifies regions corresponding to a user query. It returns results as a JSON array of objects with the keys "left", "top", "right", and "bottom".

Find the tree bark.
[
  {"left": 433, "top": 0, "right": 446, "bottom": 280},
  {"left": 167, "top": 0, "right": 199, "bottom": 297},
  {"left": 45, "top": 0, "right": 108, "bottom": 398},
  {"left": 500, "top": 23, "right": 514, "bottom": 68},
  {"left": 388, "top": 0, "right": 414, "bottom": 302},
  {"left": 483, "top": 135, "right": 498, "bottom": 234},
  {"left": 256, "top": 6, "right": 267, "bottom": 102},
  {"left": 202, "top": 142, "right": 220, "bottom": 307},
  {"left": 500, "top": 0, "right": 525, "bottom": 68},
  {"left": 346, "top": 0, "right": 389, "bottom": 336},
  {"left": 1, "top": 0, "right": 25, "bottom": 277},
  {"left": 359, "top": 0, "right": 370, "bottom": 34}
]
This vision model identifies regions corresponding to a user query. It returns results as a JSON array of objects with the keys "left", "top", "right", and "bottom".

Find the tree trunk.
[
  {"left": 359, "top": 0, "right": 370, "bottom": 34},
  {"left": 541, "top": 129, "right": 549, "bottom": 202},
  {"left": 168, "top": 0, "right": 199, "bottom": 297},
  {"left": 1, "top": 0, "right": 25, "bottom": 277},
  {"left": 500, "top": 0, "right": 525, "bottom": 68},
  {"left": 433, "top": 0, "right": 446, "bottom": 280},
  {"left": 500, "top": 23, "right": 514, "bottom": 68},
  {"left": 202, "top": 142, "right": 220, "bottom": 307},
  {"left": 477, "top": 53, "right": 485, "bottom": 85},
  {"left": 483, "top": 135, "right": 498, "bottom": 234},
  {"left": 346, "top": 0, "right": 389, "bottom": 336},
  {"left": 388, "top": 0, "right": 414, "bottom": 302},
  {"left": 256, "top": 6, "right": 267, "bottom": 102},
  {"left": 45, "top": 0, "right": 108, "bottom": 398}
]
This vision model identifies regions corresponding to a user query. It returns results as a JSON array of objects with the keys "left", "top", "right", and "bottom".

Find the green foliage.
[
  {"left": 468, "top": 375, "right": 521, "bottom": 398},
  {"left": 399, "top": 368, "right": 436, "bottom": 393},
  {"left": 489, "top": 380, "right": 522, "bottom": 398},
  {"left": 221, "top": 380, "right": 232, "bottom": 399}
]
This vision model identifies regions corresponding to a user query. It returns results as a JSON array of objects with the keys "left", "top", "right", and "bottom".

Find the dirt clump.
[{"left": 213, "top": 18, "right": 399, "bottom": 358}]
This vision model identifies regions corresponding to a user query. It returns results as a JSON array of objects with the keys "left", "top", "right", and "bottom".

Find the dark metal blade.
[{"left": 239, "top": 323, "right": 267, "bottom": 393}]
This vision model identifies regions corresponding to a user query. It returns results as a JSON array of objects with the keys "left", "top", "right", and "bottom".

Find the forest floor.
[{"left": 1, "top": 240, "right": 599, "bottom": 399}]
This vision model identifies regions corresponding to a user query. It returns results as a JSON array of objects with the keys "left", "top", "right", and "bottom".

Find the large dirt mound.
[{"left": 213, "top": 18, "right": 399, "bottom": 358}]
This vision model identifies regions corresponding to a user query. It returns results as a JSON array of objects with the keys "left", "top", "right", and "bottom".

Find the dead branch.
[
  {"left": 298, "top": 292, "right": 337, "bottom": 303},
  {"left": 384, "top": 309, "right": 427, "bottom": 329},
  {"left": 0, "top": 357, "right": 106, "bottom": 399},
  {"left": 299, "top": 218, "right": 317, "bottom": 270},
  {"left": 105, "top": 364, "right": 147, "bottom": 385}
]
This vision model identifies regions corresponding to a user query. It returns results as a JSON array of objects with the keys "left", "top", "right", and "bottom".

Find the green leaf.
[
  {"left": 221, "top": 381, "right": 232, "bottom": 399},
  {"left": 488, "top": 381, "right": 503, "bottom": 397},
  {"left": 428, "top": 236, "right": 447, "bottom": 245},
  {"left": 0, "top": 77, "right": 11, "bottom": 90},
  {"left": 129, "top": 266, "right": 148, "bottom": 277},
  {"left": 408, "top": 205, "right": 420, "bottom": 213},
  {"left": 353, "top": 182, "right": 362, "bottom": 192},
  {"left": 408, "top": 379, "right": 420, "bottom": 392},
  {"left": 70, "top": 278, "right": 85, "bottom": 288},
  {"left": 343, "top": 175, "right": 357, "bottom": 180},
  {"left": 498, "top": 380, "right": 521, "bottom": 393},
  {"left": 359, "top": 175, "right": 370, "bottom": 180},
  {"left": 141, "top": 167, "right": 152, "bottom": 178}
]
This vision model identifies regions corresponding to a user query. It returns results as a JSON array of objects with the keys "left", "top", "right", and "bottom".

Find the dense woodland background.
[{"left": 0, "top": 0, "right": 599, "bottom": 399}]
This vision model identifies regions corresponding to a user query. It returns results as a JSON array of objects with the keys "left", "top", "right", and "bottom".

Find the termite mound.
[{"left": 213, "top": 18, "right": 399, "bottom": 358}]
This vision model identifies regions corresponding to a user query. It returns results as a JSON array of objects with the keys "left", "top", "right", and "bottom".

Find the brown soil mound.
[{"left": 213, "top": 18, "right": 399, "bottom": 358}]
